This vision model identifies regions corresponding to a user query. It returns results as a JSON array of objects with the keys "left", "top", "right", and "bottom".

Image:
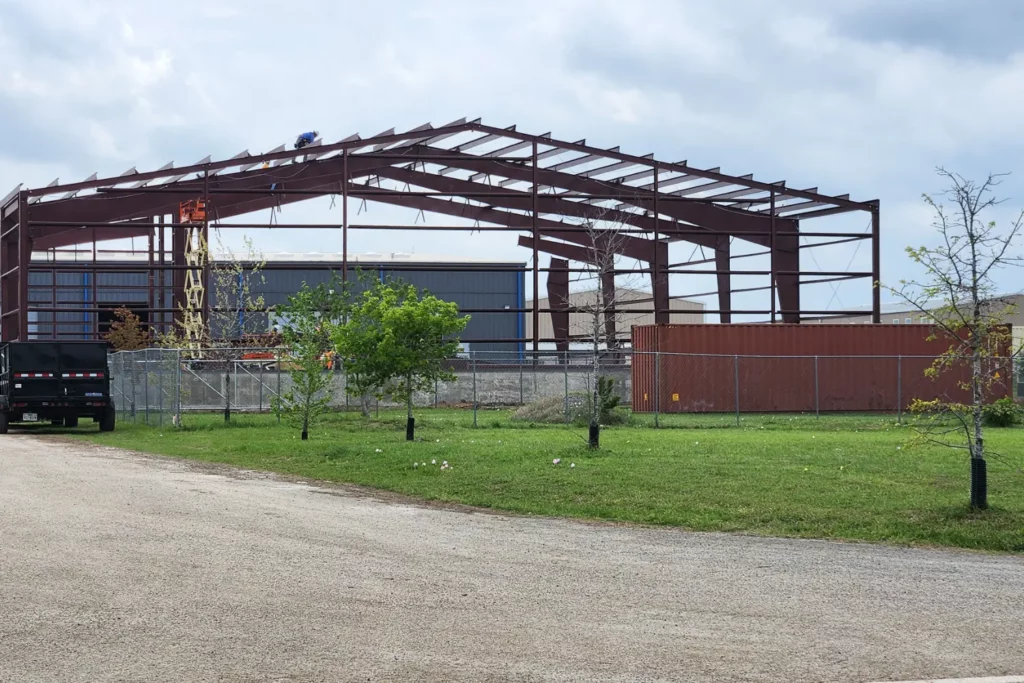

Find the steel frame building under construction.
[{"left": 1, "top": 118, "right": 882, "bottom": 347}]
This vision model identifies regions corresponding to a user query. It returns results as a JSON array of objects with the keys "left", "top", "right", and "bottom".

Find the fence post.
[
  {"left": 224, "top": 369, "right": 231, "bottom": 423},
  {"left": 472, "top": 355, "right": 478, "bottom": 428},
  {"left": 122, "top": 356, "right": 129, "bottom": 421},
  {"left": 143, "top": 349, "right": 150, "bottom": 426},
  {"left": 276, "top": 357, "right": 282, "bottom": 423},
  {"left": 533, "top": 358, "right": 538, "bottom": 406},
  {"left": 132, "top": 353, "right": 138, "bottom": 423},
  {"left": 654, "top": 351, "right": 661, "bottom": 428},
  {"left": 519, "top": 359, "right": 524, "bottom": 406},
  {"left": 175, "top": 349, "right": 182, "bottom": 428},
  {"left": 564, "top": 350, "right": 569, "bottom": 423},
  {"left": 897, "top": 355, "right": 903, "bottom": 424},
  {"left": 814, "top": 355, "right": 820, "bottom": 419},
  {"left": 259, "top": 362, "right": 264, "bottom": 414},
  {"left": 434, "top": 378, "right": 438, "bottom": 409},
  {"left": 158, "top": 351, "right": 164, "bottom": 427},
  {"left": 734, "top": 354, "right": 740, "bottom": 427}
]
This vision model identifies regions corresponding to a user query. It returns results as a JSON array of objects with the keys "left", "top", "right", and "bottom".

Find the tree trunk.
[
  {"left": 590, "top": 310, "right": 601, "bottom": 448},
  {"left": 360, "top": 391, "right": 371, "bottom": 418},
  {"left": 405, "top": 374, "right": 415, "bottom": 441},
  {"left": 970, "top": 348, "right": 987, "bottom": 508}
]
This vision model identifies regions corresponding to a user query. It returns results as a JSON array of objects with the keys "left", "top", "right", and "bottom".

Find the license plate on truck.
[{"left": 22, "top": 413, "right": 38, "bottom": 422}]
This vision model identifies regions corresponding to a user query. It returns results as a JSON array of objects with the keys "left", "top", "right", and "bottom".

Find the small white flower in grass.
[
  {"left": 413, "top": 462, "right": 419, "bottom": 468},
  {"left": 553, "top": 458, "right": 561, "bottom": 465},
  {"left": 436, "top": 439, "right": 440, "bottom": 443},
  {"left": 375, "top": 448, "right": 383, "bottom": 453},
  {"left": 431, "top": 459, "right": 437, "bottom": 465},
  {"left": 442, "top": 461, "right": 448, "bottom": 466},
  {"left": 570, "top": 463, "right": 575, "bottom": 469}
]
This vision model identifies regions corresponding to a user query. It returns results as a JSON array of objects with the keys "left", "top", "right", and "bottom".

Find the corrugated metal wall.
[
  {"left": 632, "top": 324, "right": 1014, "bottom": 413},
  {"left": 250, "top": 266, "right": 521, "bottom": 353},
  {"left": 28, "top": 266, "right": 172, "bottom": 340},
  {"left": 29, "top": 261, "right": 521, "bottom": 350}
]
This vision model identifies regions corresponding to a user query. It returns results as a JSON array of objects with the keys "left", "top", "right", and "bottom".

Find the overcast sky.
[{"left": 1, "top": 0, "right": 1022, "bottom": 318}]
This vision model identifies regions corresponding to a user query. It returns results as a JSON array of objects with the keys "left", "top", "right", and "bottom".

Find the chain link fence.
[
  {"left": 108, "top": 347, "right": 1022, "bottom": 427},
  {"left": 636, "top": 351, "right": 1021, "bottom": 425}
]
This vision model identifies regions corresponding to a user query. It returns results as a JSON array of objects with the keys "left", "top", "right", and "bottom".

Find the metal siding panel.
[
  {"left": 96, "top": 271, "right": 148, "bottom": 287},
  {"left": 218, "top": 264, "right": 520, "bottom": 351},
  {"left": 55, "top": 271, "right": 85, "bottom": 287},
  {"left": 632, "top": 324, "right": 1013, "bottom": 413},
  {"left": 29, "top": 271, "right": 52, "bottom": 286},
  {"left": 97, "top": 289, "right": 149, "bottom": 304}
]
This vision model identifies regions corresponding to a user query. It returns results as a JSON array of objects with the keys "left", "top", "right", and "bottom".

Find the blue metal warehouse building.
[{"left": 27, "top": 251, "right": 526, "bottom": 355}]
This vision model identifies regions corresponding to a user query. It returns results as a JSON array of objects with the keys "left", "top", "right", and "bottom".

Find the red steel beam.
[
  {"left": 24, "top": 122, "right": 478, "bottom": 199},
  {"left": 393, "top": 146, "right": 791, "bottom": 248},
  {"left": 464, "top": 122, "right": 873, "bottom": 212}
]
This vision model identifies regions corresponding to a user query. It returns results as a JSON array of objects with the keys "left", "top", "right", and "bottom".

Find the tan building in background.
[
  {"left": 805, "top": 292, "right": 1024, "bottom": 354},
  {"left": 525, "top": 288, "right": 704, "bottom": 349}
]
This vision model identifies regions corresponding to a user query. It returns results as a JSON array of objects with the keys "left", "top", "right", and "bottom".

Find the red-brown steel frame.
[{"left": 0, "top": 118, "right": 881, "bottom": 344}]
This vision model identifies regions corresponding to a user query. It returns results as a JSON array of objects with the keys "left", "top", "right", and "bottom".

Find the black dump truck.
[{"left": 0, "top": 341, "right": 115, "bottom": 434}]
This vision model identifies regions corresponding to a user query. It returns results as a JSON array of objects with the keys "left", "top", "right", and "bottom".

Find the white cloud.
[{"left": 1, "top": 0, "right": 1021, "bottom": 316}]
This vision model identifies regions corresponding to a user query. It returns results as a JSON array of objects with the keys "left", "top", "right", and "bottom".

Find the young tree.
[
  {"left": 272, "top": 280, "right": 345, "bottom": 440},
  {"left": 155, "top": 232, "right": 270, "bottom": 355},
  {"left": 566, "top": 214, "right": 646, "bottom": 447},
  {"left": 335, "top": 279, "right": 469, "bottom": 440},
  {"left": 209, "top": 232, "right": 270, "bottom": 345},
  {"left": 887, "top": 168, "right": 1023, "bottom": 509},
  {"left": 328, "top": 269, "right": 385, "bottom": 418},
  {"left": 104, "top": 306, "right": 151, "bottom": 351}
]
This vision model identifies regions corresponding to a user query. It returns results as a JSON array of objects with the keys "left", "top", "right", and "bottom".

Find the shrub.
[
  {"left": 510, "top": 392, "right": 632, "bottom": 427},
  {"left": 511, "top": 395, "right": 576, "bottom": 424},
  {"left": 982, "top": 397, "right": 1021, "bottom": 427}
]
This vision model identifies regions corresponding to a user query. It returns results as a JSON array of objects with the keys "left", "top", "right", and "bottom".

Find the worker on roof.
[{"left": 294, "top": 131, "right": 319, "bottom": 150}]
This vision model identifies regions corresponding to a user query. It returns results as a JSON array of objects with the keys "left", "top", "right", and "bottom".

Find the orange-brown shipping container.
[{"left": 631, "top": 324, "right": 1014, "bottom": 413}]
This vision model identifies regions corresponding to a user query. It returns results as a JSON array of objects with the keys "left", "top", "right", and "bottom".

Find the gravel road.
[{"left": 1, "top": 436, "right": 1022, "bottom": 683}]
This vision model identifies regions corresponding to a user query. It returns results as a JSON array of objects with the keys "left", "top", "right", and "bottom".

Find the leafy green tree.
[
  {"left": 334, "top": 279, "right": 469, "bottom": 440},
  {"left": 104, "top": 306, "right": 151, "bottom": 351},
  {"left": 887, "top": 168, "right": 1022, "bottom": 509},
  {"left": 272, "top": 279, "right": 346, "bottom": 440}
]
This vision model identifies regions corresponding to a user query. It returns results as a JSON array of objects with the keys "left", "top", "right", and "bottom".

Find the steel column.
[
  {"left": 342, "top": 149, "right": 349, "bottom": 283},
  {"left": 17, "top": 192, "right": 30, "bottom": 340},
  {"left": 172, "top": 213, "right": 185, "bottom": 328},
  {"left": 148, "top": 220, "right": 155, "bottom": 330},
  {"left": 546, "top": 257, "right": 570, "bottom": 353},
  {"left": 532, "top": 142, "right": 539, "bottom": 355},
  {"left": 716, "top": 236, "right": 731, "bottom": 323},
  {"left": 770, "top": 187, "right": 776, "bottom": 324},
  {"left": 871, "top": 202, "right": 881, "bottom": 324},
  {"left": 91, "top": 233, "right": 98, "bottom": 339},
  {"left": 202, "top": 170, "right": 210, "bottom": 326}
]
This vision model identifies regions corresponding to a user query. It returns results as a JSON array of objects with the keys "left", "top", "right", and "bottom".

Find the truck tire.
[
  {"left": 64, "top": 416, "right": 79, "bottom": 429},
  {"left": 0, "top": 411, "right": 8, "bottom": 435},
  {"left": 99, "top": 406, "right": 115, "bottom": 433}
]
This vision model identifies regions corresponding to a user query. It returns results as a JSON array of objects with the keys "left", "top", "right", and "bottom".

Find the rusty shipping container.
[{"left": 631, "top": 324, "right": 1014, "bottom": 414}]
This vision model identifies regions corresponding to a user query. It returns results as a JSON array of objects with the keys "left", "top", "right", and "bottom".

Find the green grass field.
[{"left": 66, "top": 409, "right": 1024, "bottom": 552}]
